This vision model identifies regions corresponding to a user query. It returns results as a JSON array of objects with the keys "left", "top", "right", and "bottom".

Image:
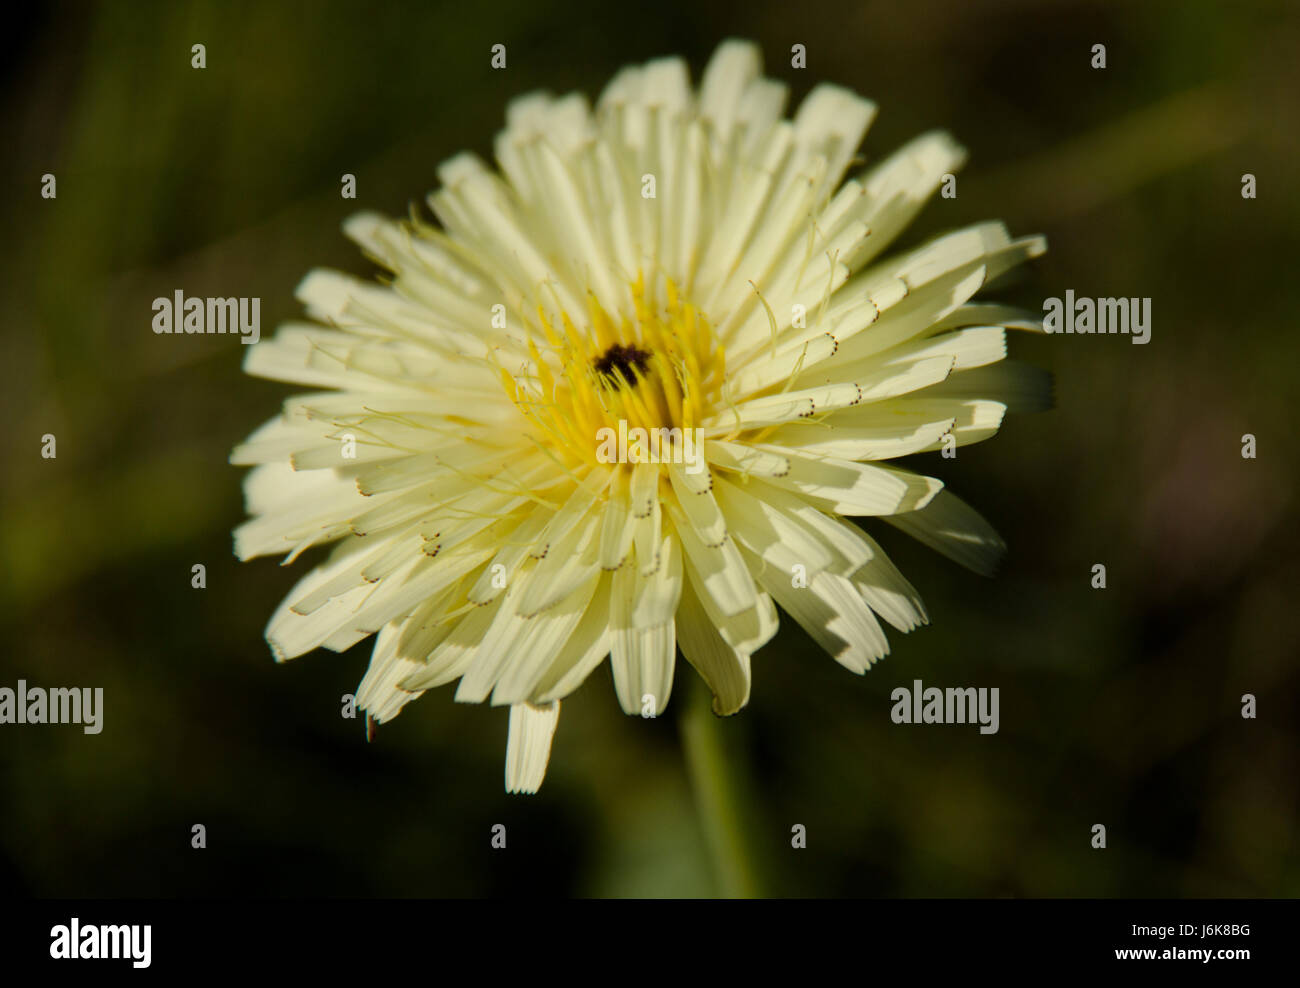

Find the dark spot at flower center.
[{"left": 593, "top": 343, "right": 652, "bottom": 385}]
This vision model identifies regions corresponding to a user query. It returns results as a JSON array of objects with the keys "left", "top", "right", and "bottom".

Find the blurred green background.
[{"left": 2, "top": 0, "right": 1297, "bottom": 897}]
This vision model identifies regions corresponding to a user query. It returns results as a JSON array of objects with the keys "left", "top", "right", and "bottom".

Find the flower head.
[{"left": 232, "top": 40, "right": 1049, "bottom": 793}]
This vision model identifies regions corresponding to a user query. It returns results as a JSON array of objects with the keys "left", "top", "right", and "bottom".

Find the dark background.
[{"left": 2, "top": 0, "right": 1296, "bottom": 897}]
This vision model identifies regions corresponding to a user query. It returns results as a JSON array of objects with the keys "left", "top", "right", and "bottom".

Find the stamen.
[{"left": 499, "top": 276, "right": 725, "bottom": 466}]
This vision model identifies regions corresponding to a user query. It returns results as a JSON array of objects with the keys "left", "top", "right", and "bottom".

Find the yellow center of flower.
[{"left": 498, "top": 275, "right": 725, "bottom": 468}]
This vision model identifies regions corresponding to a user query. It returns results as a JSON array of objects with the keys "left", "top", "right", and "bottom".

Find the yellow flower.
[{"left": 232, "top": 40, "right": 1049, "bottom": 793}]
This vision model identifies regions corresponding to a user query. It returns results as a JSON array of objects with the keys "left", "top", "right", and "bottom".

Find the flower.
[{"left": 232, "top": 39, "right": 1049, "bottom": 793}]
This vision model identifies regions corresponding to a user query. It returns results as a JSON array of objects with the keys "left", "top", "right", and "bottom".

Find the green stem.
[{"left": 679, "top": 675, "right": 763, "bottom": 898}]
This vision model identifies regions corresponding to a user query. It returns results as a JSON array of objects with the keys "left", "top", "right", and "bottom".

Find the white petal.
[
  {"left": 756, "top": 564, "right": 889, "bottom": 674},
  {"left": 716, "top": 445, "right": 943, "bottom": 516},
  {"left": 789, "top": 83, "right": 877, "bottom": 204},
  {"left": 598, "top": 467, "right": 637, "bottom": 570},
  {"left": 666, "top": 499, "right": 758, "bottom": 618},
  {"left": 610, "top": 622, "right": 676, "bottom": 717},
  {"left": 667, "top": 462, "right": 726, "bottom": 547},
  {"left": 706, "top": 355, "right": 955, "bottom": 431},
  {"left": 400, "top": 597, "right": 505, "bottom": 692},
  {"left": 884, "top": 489, "right": 1006, "bottom": 576},
  {"left": 609, "top": 532, "right": 681, "bottom": 713},
  {"left": 697, "top": 39, "right": 763, "bottom": 144},
  {"left": 852, "top": 546, "right": 929, "bottom": 634},
  {"left": 917, "top": 360, "right": 1053, "bottom": 413},
  {"left": 767, "top": 414, "right": 955, "bottom": 461},
  {"left": 356, "top": 622, "right": 424, "bottom": 723},
  {"left": 517, "top": 506, "right": 603, "bottom": 617},
  {"left": 505, "top": 701, "right": 560, "bottom": 794},
  {"left": 713, "top": 474, "right": 834, "bottom": 578},
  {"left": 533, "top": 576, "right": 614, "bottom": 702},
  {"left": 676, "top": 576, "right": 752, "bottom": 715},
  {"left": 492, "top": 570, "right": 603, "bottom": 705}
]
